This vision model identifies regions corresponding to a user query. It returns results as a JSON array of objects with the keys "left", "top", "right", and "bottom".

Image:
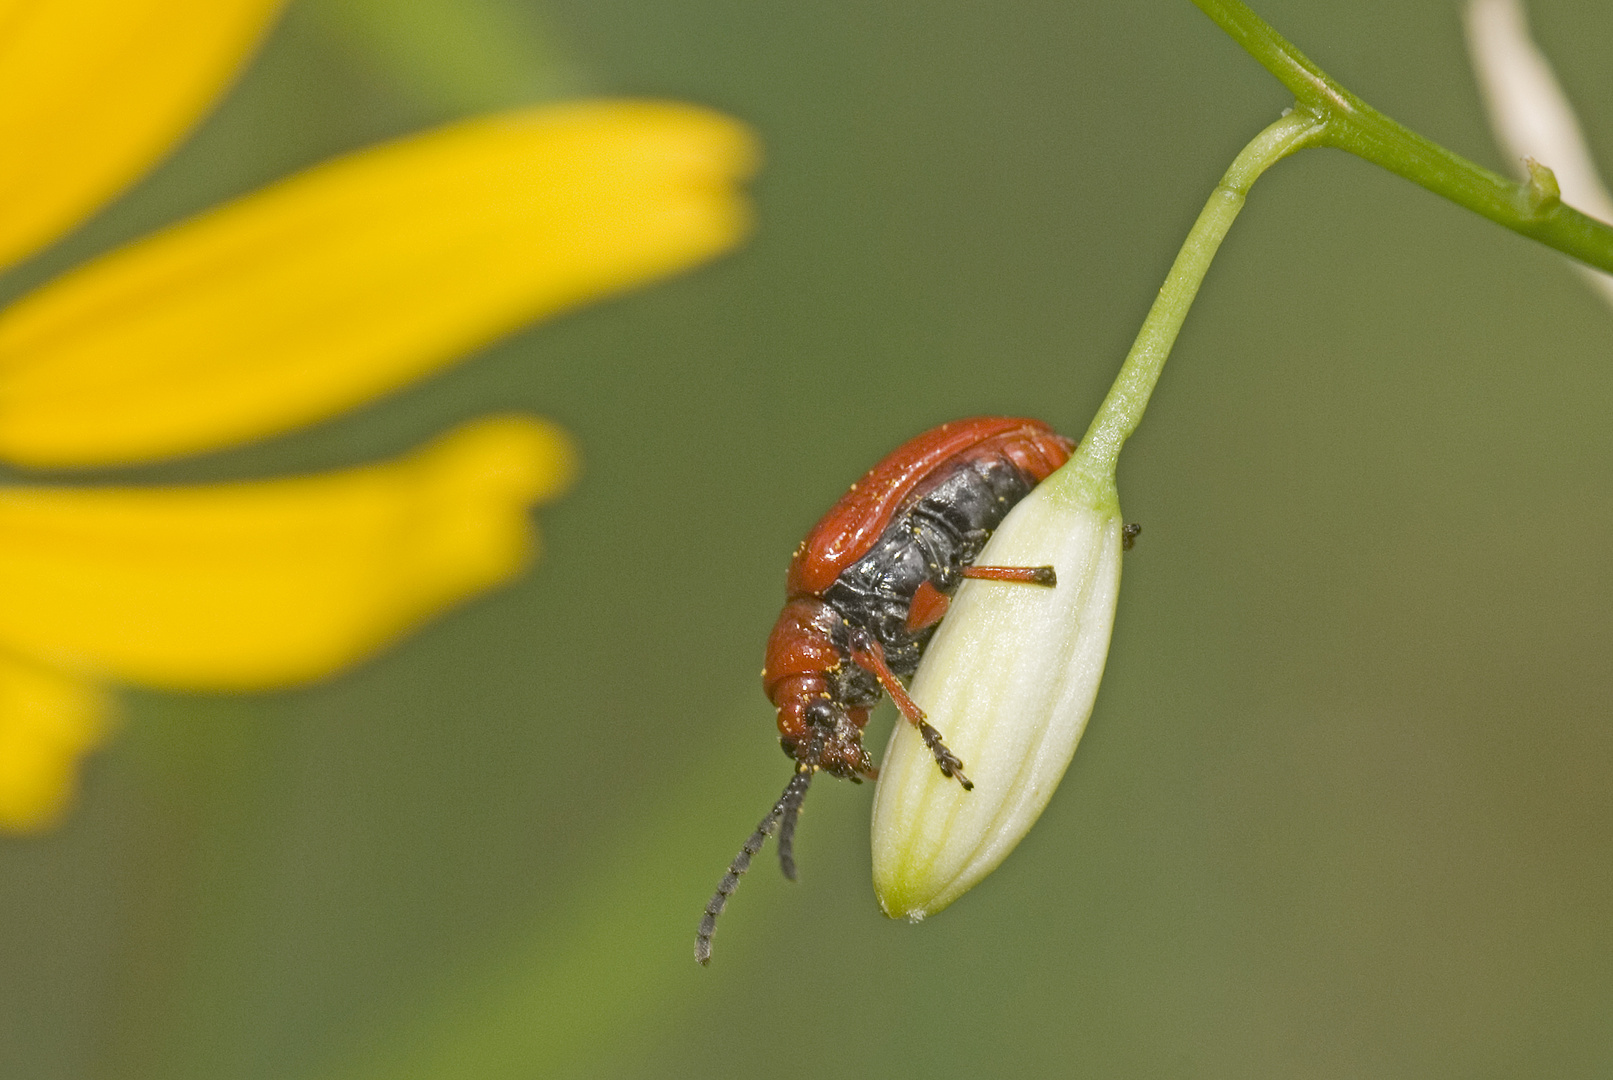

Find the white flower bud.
[{"left": 870, "top": 469, "right": 1124, "bottom": 919}]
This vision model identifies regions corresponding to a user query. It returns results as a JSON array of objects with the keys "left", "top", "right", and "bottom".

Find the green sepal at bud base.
[{"left": 870, "top": 467, "right": 1124, "bottom": 919}]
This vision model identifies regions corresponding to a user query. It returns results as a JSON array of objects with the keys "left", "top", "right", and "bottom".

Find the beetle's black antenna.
[
  {"left": 776, "top": 765, "right": 815, "bottom": 881},
  {"left": 777, "top": 729, "right": 827, "bottom": 880},
  {"left": 695, "top": 768, "right": 813, "bottom": 966}
]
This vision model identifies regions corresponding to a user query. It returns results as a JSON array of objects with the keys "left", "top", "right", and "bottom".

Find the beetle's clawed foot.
[{"left": 917, "top": 719, "right": 973, "bottom": 790}]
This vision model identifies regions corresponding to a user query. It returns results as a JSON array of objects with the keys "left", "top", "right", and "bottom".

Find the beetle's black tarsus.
[{"left": 917, "top": 718, "right": 973, "bottom": 791}]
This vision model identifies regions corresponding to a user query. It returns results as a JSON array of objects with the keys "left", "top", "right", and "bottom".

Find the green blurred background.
[{"left": 4, "top": 0, "right": 1612, "bottom": 1076}]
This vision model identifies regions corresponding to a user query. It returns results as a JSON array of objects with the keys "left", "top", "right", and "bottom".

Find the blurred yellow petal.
[
  {"left": 0, "top": 651, "right": 113, "bottom": 832},
  {"left": 0, "top": 0, "right": 285, "bottom": 270},
  {"left": 0, "top": 100, "right": 757, "bottom": 467},
  {"left": 0, "top": 415, "right": 573, "bottom": 688}
]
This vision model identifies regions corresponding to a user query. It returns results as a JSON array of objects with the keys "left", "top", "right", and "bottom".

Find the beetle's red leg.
[
  {"left": 907, "top": 566, "right": 1057, "bottom": 633},
  {"left": 845, "top": 628, "right": 973, "bottom": 791},
  {"left": 905, "top": 581, "right": 951, "bottom": 633},
  {"left": 960, "top": 564, "right": 1057, "bottom": 586}
]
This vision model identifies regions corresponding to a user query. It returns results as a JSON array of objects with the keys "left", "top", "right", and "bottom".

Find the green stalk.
[
  {"left": 1061, "top": 111, "right": 1325, "bottom": 490},
  {"left": 1191, "top": 0, "right": 1613, "bottom": 274}
]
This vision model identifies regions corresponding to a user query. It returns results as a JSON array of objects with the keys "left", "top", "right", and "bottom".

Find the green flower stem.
[
  {"left": 1191, "top": 0, "right": 1613, "bottom": 274},
  {"left": 1066, "top": 111, "right": 1324, "bottom": 488}
]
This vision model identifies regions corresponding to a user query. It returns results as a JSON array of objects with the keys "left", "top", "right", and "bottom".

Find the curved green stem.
[
  {"left": 1061, "top": 111, "right": 1325, "bottom": 491},
  {"left": 1191, "top": 0, "right": 1613, "bottom": 274},
  {"left": 1057, "top": 1, "right": 1613, "bottom": 497}
]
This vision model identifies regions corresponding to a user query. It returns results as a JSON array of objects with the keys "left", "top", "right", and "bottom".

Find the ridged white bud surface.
[{"left": 871, "top": 472, "right": 1123, "bottom": 919}]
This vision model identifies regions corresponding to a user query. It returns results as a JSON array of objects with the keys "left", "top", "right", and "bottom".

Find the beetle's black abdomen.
[{"left": 823, "top": 451, "right": 1039, "bottom": 675}]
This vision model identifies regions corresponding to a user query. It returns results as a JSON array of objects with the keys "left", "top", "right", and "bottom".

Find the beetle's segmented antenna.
[
  {"left": 695, "top": 769, "right": 814, "bottom": 966},
  {"left": 694, "top": 809, "right": 779, "bottom": 967},
  {"left": 776, "top": 766, "right": 815, "bottom": 881}
]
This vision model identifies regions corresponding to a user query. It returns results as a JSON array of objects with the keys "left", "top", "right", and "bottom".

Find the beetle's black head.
[{"left": 779, "top": 693, "right": 876, "bottom": 781}]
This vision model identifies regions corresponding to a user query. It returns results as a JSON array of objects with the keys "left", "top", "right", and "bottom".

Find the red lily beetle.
[{"left": 696, "top": 417, "right": 1075, "bottom": 964}]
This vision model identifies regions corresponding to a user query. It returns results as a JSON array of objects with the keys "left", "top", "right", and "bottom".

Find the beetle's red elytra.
[{"left": 695, "top": 417, "right": 1075, "bottom": 964}]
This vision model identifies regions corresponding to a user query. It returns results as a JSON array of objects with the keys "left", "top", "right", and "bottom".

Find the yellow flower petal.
[
  {"left": 0, "top": 651, "right": 113, "bottom": 832},
  {"left": 0, "top": 415, "right": 573, "bottom": 688},
  {"left": 0, "top": 0, "right": 286, "bottom": 270},
  {"left": 0, "top": 101, "right": 757, "bottom": 467}
]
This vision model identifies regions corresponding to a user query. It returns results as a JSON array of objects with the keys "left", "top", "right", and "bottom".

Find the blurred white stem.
[{"left": 1466, "top": 0, "right": 1613, "bottom": 307}]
